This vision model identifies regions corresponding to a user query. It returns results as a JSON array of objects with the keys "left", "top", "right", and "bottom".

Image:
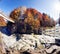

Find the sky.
[{"left": 0, "top": 0, "right": 60, "bottom": 20}]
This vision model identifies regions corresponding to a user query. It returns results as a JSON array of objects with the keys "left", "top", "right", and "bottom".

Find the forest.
[{"left": 0, "top": 7, "right": 56, "bottom": 35}]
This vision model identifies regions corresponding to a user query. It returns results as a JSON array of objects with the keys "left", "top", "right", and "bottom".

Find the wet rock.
[{"left": 0, "top": 32, "right": 6, "bottom": 54}]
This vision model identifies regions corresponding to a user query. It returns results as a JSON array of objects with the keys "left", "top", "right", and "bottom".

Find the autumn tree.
[
  {"left": 10, "top": 8, "right": 20, "bottom": 21},
  {"left": 0, "top": 16, "right": 6, "bottom": 26},
  {"left": 40, "top": 13, "right": 56, "bottom": 27},
  {"left": 24, "top": 8, "right": 43, "bottom": 34},
  {"left": 40, "top": 13, "right": 49, "bottom": 27}
]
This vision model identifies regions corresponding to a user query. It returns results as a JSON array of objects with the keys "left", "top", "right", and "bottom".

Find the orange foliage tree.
[
  {"left": 24, "top": 8, "right": 42, "bottom": 29},
  {"left": 0, "top": 16, "right": 6, "bottom": 26},
  {"left": 10, "top": 8, "right": 20, "bottom": 21},
  {"left": 40, "top": 13, "right": 56, "bottom": 27}
]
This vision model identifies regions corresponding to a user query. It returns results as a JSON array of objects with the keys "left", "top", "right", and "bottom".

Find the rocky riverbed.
[{"left": 0, "top": 26, "right": 60, "bottom": 54}]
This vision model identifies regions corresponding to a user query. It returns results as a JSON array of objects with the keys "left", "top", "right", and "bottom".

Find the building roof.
[{"left": 0, "top": 10, "right": 15, "bottom": 23}]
